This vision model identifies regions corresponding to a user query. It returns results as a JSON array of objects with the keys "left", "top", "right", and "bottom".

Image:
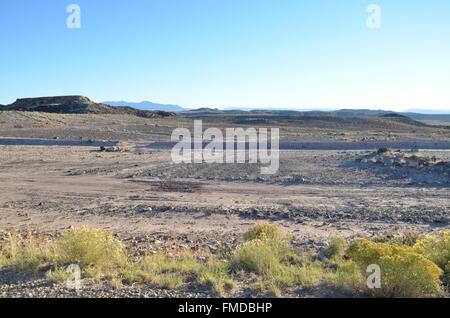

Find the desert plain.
[{"left": 0, "top": 104, "right": 449, "bottom": 297}]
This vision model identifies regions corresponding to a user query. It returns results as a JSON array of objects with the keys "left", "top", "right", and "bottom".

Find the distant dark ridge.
[
  {"left": 2, "top": 96, "right": 176, "bottom": 118},
  {"left": 181, "top": 109, "right": 435, "bottom": 130},
  {"left": 380, "top": 113, "right": 409, "bottom": 118},
  {"left": 378, "top": 113, "right": 430, "bottom": 127},
  {"left": 210, "top": 108, "right": 450, "bottom": 122},
  {"left": 191, "top": 107, "right": 220, "bottom": 112}
]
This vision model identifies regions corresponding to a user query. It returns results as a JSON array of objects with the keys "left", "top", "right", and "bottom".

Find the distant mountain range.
[{"left": 103, "top": 101, "right": 188, "bottom": 112}]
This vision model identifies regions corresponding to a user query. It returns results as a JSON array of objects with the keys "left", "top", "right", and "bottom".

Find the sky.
[{"left": 0, "top": 0, "right": 449, "bottom": 111}]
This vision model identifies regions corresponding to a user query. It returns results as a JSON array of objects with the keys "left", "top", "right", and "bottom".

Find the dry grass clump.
[
  {"left": 57, "top": 227, "right": 126, "bottom": 268},
  {"left": 323, "top": 236, "right": 348, "bottom": 260},
  {"left": 243, "top": 222, "right": 284, "bottom": 242},
  {"left": 233, "top": 238, "right": 283, "bottom": 275},
  {"left": 0, "top": 235, "right": 58, "bottom": 273},
  {"left": 120, "top": 253, "right": 235, "bottom": 295},
  {"left": 371, "top": 231, "right": 422, "bottom": 246},
  {"left": 233, "top": 222, "right": 327, "bottom": 293},
  {"left": 0, "top": 228, "right": 125, "bottom": 277},
  {"left": 395, "top": 231, "right": 422, "bottom": 247},
  {"left": 46, "top": 266, "right": 71, "bottom": 283}
]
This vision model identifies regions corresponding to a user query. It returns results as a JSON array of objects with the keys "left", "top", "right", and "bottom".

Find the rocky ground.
[{"left": 0, "top": 111, "right": 449, "bottom": 297}]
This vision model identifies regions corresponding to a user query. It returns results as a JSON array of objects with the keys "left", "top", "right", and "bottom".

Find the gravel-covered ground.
[{"left": 0, "top": 114, "right": 449, "bottom": 297}]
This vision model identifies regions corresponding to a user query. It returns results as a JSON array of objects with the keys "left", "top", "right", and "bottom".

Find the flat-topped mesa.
[
  {"left": 2, "top": 95, "right": 176, "bottom": 118},
  {"left": 11, "top": 95, "right": 94, "bottom": 108},
  {"left": 7, "top": 95, "right": 105, "bottom": 112}
]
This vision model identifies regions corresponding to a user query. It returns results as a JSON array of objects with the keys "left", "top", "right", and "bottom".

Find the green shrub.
[
  {"left": 1, "top": 236, "right": 58, "bottom": 273},
  {"left": 414, "top": 231, "right": 450, "bottom": 270},
  {"left": 414, "top": 231, "right": 450, "bottom": 289},
  {"left": 197, "top": 260, "right": 235, "bottom": 295},
  {"left": 244, "top": 222, "right": 294, "bottom": 259},
  {"left": 347, "top": 239, "right": 443, "bottom": 297},
  {"left": 334, "top": 261, "right": 366, "bottom": 294},
  {"left": 234, "top": 223, "right": 327, "bottom": 292},
  {"left": 0, "top": 253, "right": 8, "bottom": 268},
  {"left": 243, "top": 222, "right": 283, "bottom": 242},
  {"left": 233, "top": 238, "right": 326, "bottom": 292},
  {"left": 0, "top": 243, "right": 11, "bottom": 268},
  {"left": 57, "top": 227, "right": 125, "bottom": 267},
  {"left": 235, "top": 223, "right": 295, "bottom": 275},
  {"left": 323, "top": 236, "right": 348, "bottom": 260},
  {"left": 445, "top": 262, "right": 450, "bottom": 286},
  {"left": 371, "top": 236, "right": 393, "bottom": 244},
  {"left": 233, "top": 239, "right": 280, "bottom": 275},
  {"left": 46, "top": 266, "right": 71, "bottom": 284},
  {"left": 395, "top": 232, "right": 421, "bottom": 247}
]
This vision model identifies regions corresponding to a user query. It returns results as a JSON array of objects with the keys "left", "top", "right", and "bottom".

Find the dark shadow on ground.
[{"left": 0, "top": 138, "right": 117, "bottom": 147}]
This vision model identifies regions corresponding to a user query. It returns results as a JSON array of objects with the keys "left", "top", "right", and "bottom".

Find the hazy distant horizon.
[
  {"left": 103, "top": 99, "right": 450, "bottom": 114},
  {"left": 2, "top": 96, "right": 450, "bottom": 114}
]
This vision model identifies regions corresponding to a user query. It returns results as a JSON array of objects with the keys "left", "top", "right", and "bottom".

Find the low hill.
[
  {"left": 2, "top": 96, "right": 176, "bottom": 118},
  {"left": 335, "top": 109, "right": 450, "bottom": 122}
]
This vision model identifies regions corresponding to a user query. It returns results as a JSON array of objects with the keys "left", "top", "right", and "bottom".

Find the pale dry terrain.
[
  {"left": 0, "top": 142, "right": 448, "bottom": 233},
  {"left": 0, "top": 110, "right": 449, "bottom": 297}
]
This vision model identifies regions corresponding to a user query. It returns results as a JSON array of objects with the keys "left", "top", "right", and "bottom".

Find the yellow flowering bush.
[{"left": 348, "top": 239, "right": 443, "bottom": 297}]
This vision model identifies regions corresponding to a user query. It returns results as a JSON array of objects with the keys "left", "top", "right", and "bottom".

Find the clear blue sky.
[{"left": 1, "top": 0, "right": 449, "bottom": 110}]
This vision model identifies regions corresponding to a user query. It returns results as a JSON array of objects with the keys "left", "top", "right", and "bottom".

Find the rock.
[
  {"left": 434, "top": 217, "right": 449, "bottom": 224},
  {"left": 318, "top": 250, "right": 327, "bottom": 261}
]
